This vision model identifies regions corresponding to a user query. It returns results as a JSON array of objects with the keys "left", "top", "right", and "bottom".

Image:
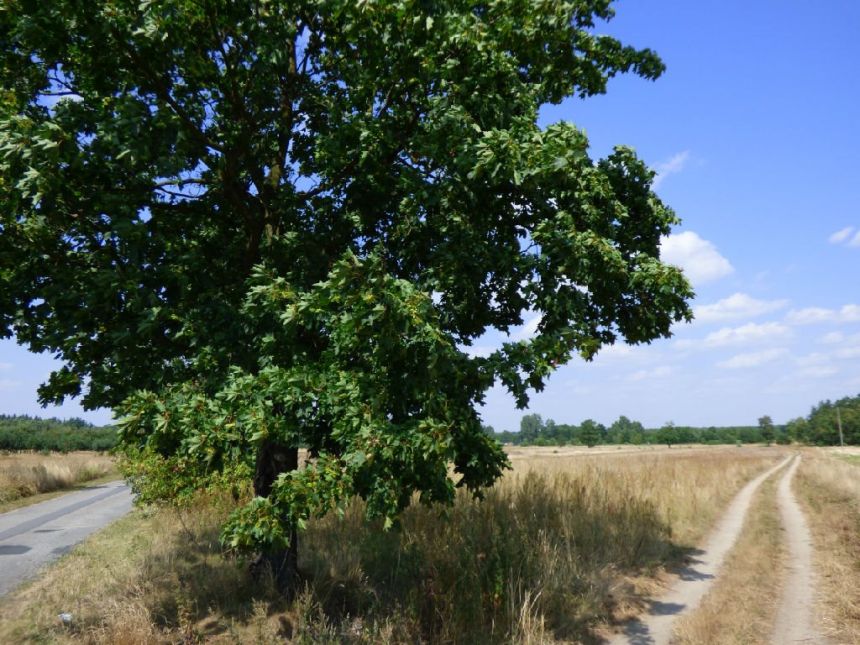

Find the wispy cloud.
[
  {"left": 694, "top": 292, "right": 789, "bottom": 324},
  {"left": 786, "top": 304, "right": 860, "bottom": 325},
  {"left": 0, "top": 362, "right": 11, "bottom": 371},
  {"left": 512, "top": 312, "right": 541, "bottom": 341},
  {"left": 461, "top": 344, "right": 497, "bottom": 358},
  {"left": 828, "top": 226, "right": 860, "bottom": 248},
  {"left": 828, "top": 226, "right": 854, "bottom": 244},
  {"left": 797, "top": 333, "right": 860, "bottom": 366},
  {"left": 717, "top": 347, "right": 788, "bottom": 369},
  {"left": 818, "top": 331, "right": 845, "bottom": 344},
  {"left": 702, "top": 322, "right": 791, "bottom": 347},
  {"left": 796, "top": 365, "right": 839, "bottom": 379},
  {"left": 652, "top": 151, "right": 691, "bottom": 189},
  {"left": 660, "top": 231, "right": 734, "bottom": 285},
  {"left": 628, "top": 365, "right": 674, "bottom": 381}
]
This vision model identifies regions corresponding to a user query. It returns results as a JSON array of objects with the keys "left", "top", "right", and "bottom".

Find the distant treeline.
[
  {"left": 783, "top": 394, "right": 860, "bottom": 445},
  {"left": 485, "top": 415, "right": 775, "bottom": 447},
  {"left": 0, "top": 415, "right": 117, "bottom": 452},
  {"left": 487, "top": 393, "right": 860, "bottom": 447}
]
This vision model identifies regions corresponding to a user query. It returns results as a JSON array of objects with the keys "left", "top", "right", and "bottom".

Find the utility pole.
[{"left": 837, "top": 407, "right": 845, "bottom": 448}]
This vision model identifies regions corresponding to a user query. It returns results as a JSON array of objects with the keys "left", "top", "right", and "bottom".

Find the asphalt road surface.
[{"left": 0, "top": 481, "right": 133, "bottom": 597}]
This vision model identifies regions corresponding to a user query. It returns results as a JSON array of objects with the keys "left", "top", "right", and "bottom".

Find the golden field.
[
  {"left": 0, "top": 445, "right": 786, "bottom": 644},
  {"left": 0, "top": 451, "right": 117, "bottom": 509}
]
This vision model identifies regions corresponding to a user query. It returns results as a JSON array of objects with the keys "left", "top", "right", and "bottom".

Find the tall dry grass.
[
  {"left": 0, "top": 451, "right": 116, "bottom": 506},
  {"left": 0, "top": 446, "right": 782, "bottom": 644},
  {"left": 795, "top": 450, "right": 860, "bottom": 644}
]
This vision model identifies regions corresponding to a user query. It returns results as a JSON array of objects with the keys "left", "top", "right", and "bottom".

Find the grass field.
[
  {"left": 0, "top": 445, "right": 785, "bottom": 644},
  {"left": 0, "top": 451, "right": 117, "bottom": 509},
  {"left": 795, "top": 449, "right": 860, "bottom": 643}
]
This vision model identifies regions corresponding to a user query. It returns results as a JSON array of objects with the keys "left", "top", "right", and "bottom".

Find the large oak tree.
[{"left": 0, "top": 0, "right": 693, "bottom": 588}]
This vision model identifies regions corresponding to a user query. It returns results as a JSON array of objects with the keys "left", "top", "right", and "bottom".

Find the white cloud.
[
  {"left": 828, "top": 226, "right": 860, "bottom": 248},
  {"left": 835, "top": 346, "right": 860, "bottom": 360},
  {"left": 628, "top": 365, "right": 674, "bottom": 381},
  {"left": 717, "top": 348, "right": 788, "bottom": 369},
  {"left": 595, "top": 344, "right": 635, "bottom": 362},
  {"left": 0, "top": 362, "right": 11, "bottom": 371},
  {"left": 462, "top": 344, "right": 497, "bottom": 358},
  {"left": 694, "top": 293, "right": 788, "bottom": 324},
  {"left": 796, "top": 365, "right": 839, "bottom": 379},
  {"left": 786, "top": 304, "right": 860, "bottom": 325},
  {"left": 0, "top": 378, "right": 20, "bottom": 390},
  {"left": 660, "top": 231, "right": 734, "bottom": 285},
  {"left": 828, "top": 226, "right": 854, "bottom": 244},
  {"left": 512, "top": 312, "right": 541, "bottom": 341},
  {"left": 818, "top": 331, "right": 845, "bottom": 344},
  {"left": 703, "top": 322, "right": 791, "bottom": 347},
  {"left": 797, "top": 333, "right": 860, "bottom": 365},
  {"left": 652, "top": 151, "right": 691, "bottom": 189},
  {"left": 786, "top": 307, "right": 832, "bottom": 324}
]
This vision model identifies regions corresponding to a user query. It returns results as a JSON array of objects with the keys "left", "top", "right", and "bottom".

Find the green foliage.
[
  {"left": 489, "top": 414, "right": 769, "bottom": 446},
  {"left": 655, "top": 422, "right": 676, "bottom": 448},
  {"left": 608, "top": 415, "right": 644, "bottom": 443},
  {"left": 1, "top": 1, "right": 693, "bottom": 555},
  {"left": 758, "top": 415, "right": 775, "bottom": 445},
  {"left": 579, "top": 419, "right": 604, "bottom": 447},
  {"left": 799, "top": 394, "right": 860, "bottom": 445},
  {"left": 0, "top": 414, "right": 116, "bottom": 452}
]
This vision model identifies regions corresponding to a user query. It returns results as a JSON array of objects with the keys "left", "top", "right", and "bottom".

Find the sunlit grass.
[
  {"left": 0, "top": 451, "right": 117, "bottom": 508},
  {"left": 0, "top": 447, "right": 783, "bottom": 644},
  {"left": 795, "top": 450, "right": 860, "bottom": 644}
]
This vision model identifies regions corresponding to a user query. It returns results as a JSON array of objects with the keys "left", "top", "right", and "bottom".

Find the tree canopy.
[
  {"left": 792, "top": 395, "right": 860, "bottom": 445},
  {"left": 0, "top": 0, "right": 693, "bottom": 581}
]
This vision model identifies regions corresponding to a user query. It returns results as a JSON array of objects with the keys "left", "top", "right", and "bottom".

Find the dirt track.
[
  {"left": 609, "top": 456, "right": 791, "bottom": 644},
  {"left": 772, "top": 456, "right": 822, "bottom": 644},
  {"left": 610, "top": 453, "right": 825, "bottom": 644}
]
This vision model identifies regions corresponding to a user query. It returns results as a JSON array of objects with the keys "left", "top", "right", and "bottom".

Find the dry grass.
[
  {"left": 0, "top": 446, "right": 783, "bottom": 644},
  {"left": 672, "top": 471, "right": 787, "bottom": 644},
  {"left": 508, "top": 446, "right": 782, "bottom": 548},
  {"left": 795, "top": 449, "right": 860, "bottom": 644},
  {"left": 0, "top": 451, "right": 117, "bottom": 507}
]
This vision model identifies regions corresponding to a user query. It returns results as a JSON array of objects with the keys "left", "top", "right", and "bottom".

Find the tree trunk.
[{"left": 252, "top": 439, "right": 299, "bottom": 595}]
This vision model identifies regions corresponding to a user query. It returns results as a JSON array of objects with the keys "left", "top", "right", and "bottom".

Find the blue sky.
[{"left": 2, "top": 0, "right": 859, "bottom": 429}]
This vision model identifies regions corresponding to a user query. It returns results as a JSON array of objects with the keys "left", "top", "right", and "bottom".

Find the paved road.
[{"left": 0, "top": 481, "right": 133, "bottom": 597}]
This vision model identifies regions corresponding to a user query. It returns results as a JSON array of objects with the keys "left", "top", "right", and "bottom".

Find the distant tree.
[
  {"left": 520, "top": 414, "right": 544, "bottom": 445},
  {"left": 656, "top": 422, "right": 677, "bottom": 448},
  {"left": 758, "top": 415, "right": 775, "bottom": 446},
  {"left": 609, "top": 415, "right": 644, "bottom": 444},
  {"left": 580, "top": 419, "right": 602, "bottom": 448},
  {"left": 805, "top": 396, "right": 860, "bottom": 445},
  {"left": 774, "top": 424, "right": 790, "bottom": 445},
  {"left": 674, "top": 425, "right": 695, "bottom": 444},
  {"left": 0, "top": 415, "right": 116, "bottom": 451},
  {"left": 544, "top": 418, "right": 559, "bottom": 443},
  {"left": 556, "top": 423, "right": 577, "bottom": 445}
]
